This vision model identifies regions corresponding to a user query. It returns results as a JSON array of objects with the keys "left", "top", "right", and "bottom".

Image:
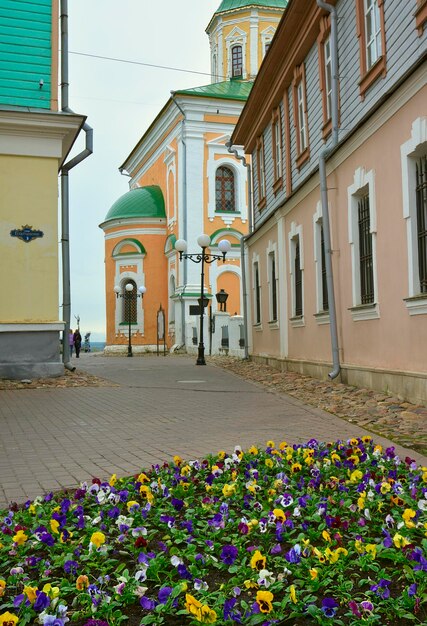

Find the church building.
[{"left": 100, "top": 0, "right": 286, "bottom": 354}]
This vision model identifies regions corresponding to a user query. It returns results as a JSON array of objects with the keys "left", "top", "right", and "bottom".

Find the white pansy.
[
  {"left": 171, "top": 555, "right": 183, "bottom": 567},
  {"left": 417, "top": 499, "right": 427, "bottom": 511},
  {"left": 257, "top": 569, "right": 276, "bottom": 588}
]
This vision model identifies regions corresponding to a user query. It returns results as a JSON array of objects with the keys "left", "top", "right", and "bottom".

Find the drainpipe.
[
  {"left": 170, "top": 92, "right": 187, "bottom": 347},
  {"left": 226, "top": 141, "right": 252, "bottom": 359},
  {"left": 60, "top": 0, "right": 93, "bottom": 370},
  {"left": 316, "top": 0, "right": 340, "bottom": 379}
]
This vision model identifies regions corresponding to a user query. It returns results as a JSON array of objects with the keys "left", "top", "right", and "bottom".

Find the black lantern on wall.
[{"left": 216, "top": 288, "right": 229, "bottom": 312}]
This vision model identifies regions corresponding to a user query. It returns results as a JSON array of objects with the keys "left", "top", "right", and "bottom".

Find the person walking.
[
  {"left": 68, "top": 329, "right": 74, "bottom": 357},
  {"left": 73, "top": 328, "right": 82, "bottom": 358}
]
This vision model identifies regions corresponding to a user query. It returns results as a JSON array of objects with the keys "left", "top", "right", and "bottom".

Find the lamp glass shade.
[
  {"left": 113, "top": 285, "right": 120, "bottom": 293},
  {"left": 218, "top": 239, "right": 231, "bottom": 253},
  {"left": 216, "top": 288, "right": 229, "bottom": 304},
  {"left": 175, "top": 239, "right": 187, "bottom": 252},
  {"left": 125, "top": 283, "right": 134, "bottom": 292},
  {"left": 197, "top": 234, "right": 211, "bottom": 248},
  {"left": 138, "top": 285, "right": 146, "bottom": 294},
  {"left": 198, "top": 296, "right": 209, "bottom": 308}
]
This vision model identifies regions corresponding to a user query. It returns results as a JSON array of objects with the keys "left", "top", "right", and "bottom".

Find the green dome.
[
  {"left": 104, "top": 186, "right": 166, "bottom": 222},
  {"left": 215, "top": 0, "right": 287, "bottom": 13}
]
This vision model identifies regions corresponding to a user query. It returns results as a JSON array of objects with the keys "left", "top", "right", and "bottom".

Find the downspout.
[
  {"left": 60, "top": 0, "right": 93, "bottom": 370},
  {"left": 170, "top": 92, "right": 187, "bottom": 347},
  {"left": 317, "top": 0, "right": 340, "bottom": 379},
  {"left": 226, "top": 141, "right": 252, "bottom": 359}
]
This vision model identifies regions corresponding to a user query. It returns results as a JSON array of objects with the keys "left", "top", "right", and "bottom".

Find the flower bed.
[{"left": 1, "top": 437, "right": 427, "bottom": 626}]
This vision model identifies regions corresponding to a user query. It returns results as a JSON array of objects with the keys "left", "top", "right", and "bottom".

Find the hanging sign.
[{"left": 10, "top": 225, "right": 44, "bottom": 243}]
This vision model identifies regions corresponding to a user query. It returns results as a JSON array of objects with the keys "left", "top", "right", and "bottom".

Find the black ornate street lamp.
[
  {"left": 175, "top": 235, "right": 231, "bottom": 365},
  {"left": 216, "top": 288, "right": 229, "bottom": 312},
  {"left": 114, "top": 282, "right": 146, "bottom": 357}
]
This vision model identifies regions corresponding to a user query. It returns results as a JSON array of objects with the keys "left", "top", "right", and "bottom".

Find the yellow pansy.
[
  {"left": 50, "top": 519, "right": 60, "bottom": 534},
  {"left": 402, "top": 508, "right": 416, "bottom": 528},
  {"left": 231, "top": 470, "right": 238, "bottom": 481},
  {"left": 181, "top": 465, "right": 191, "bottom": 476},
  {"left": 109, "top": 473, "right": 117, "bottom": 487},
  {"left": 90, "top": 531, "right": 106, "bottom": 548},
  {"left": 0, "top": 581, "right": 5, "bottom": 598},
  {"left": 244, "top": 579, "right": 259, "bottom": 589},
  {"left": 350, "top": 470, "right": 363, "bottom": 483},
  {"left": 76, "top": 575, "right": 89, "bottom": 590},
  {"left": 222, "top": 483, "right": 236, "bottom": 497},
  {"left": 348, "top": 455, "right": 359, "bottom": 465},
  {"left": 362, "top": 435, "right": 372, "bottom": 443},
  {"left": 139, "top": 485, "right": 154, "bottom": 503},
  {"left": 355, "top": 539, "right": 365, "bottom": 553},
  {"left": 265, "top": 458, "right": 274, "bottom": 468},
  {"left": 60, "top": 530, "right": 73, "bottom": 543},
  {"left": 200, "top": 604, "right": 217, "bottom": 624},
  {"left": 173, "top": 455, "right": 183, "bottom": 466},
  {"left": 349, "top": 438, "right": 359, "bottom": 446},
  {"left": 250, "top": 550, "right": 266, "bottom": 571},
  {"left": 289, "top": 585, "right": 297, "bottom": 604},
  {"left": 137, "top": 472, "right": 149, "bottom": 483},
  {"left": 358, "top": 492, "right": 366, "bottom": 511},
  {"left": 309, "top": 568, "right": 318, "bottom": 580},
  {"left": 365, "top": 544, "right": 377, "bottom": 559},
  {"left": 42, "top": 584, "right": 59, "bottom": 599},
  {"left": 256, "top": 590, "right": 274, "bottom": 614},
  {"left": 422, "top": 471, "right": 427, "bottom": 483},
  {"left": 322, "top": 530, "right": 331, "bottom": 543},
  {"left": 12, "top": 530, "right": 28, "bottom": 546},
  {"left": 393, "top": 533, "right": 410, "bottom": 548},
  {"left": 217, "top": 450, "right": 226, "bottom": 460},
  {"left": 266, "top": 440, "right": 275, "bottom": 448},
  {"left": 126, "top": 500, "right": 140, "bottom": 512},
  {"left": 313, "top": 547, "right": 326, "bottom": 563},
  {"left": 23, "top": 586, "right": 37, "bottom": 603},
  {"left": 0, "top": 612, "right": 19, "bottom": 626},
  {"left": 248, "top": 445, "right": 258, "bottom": 455},
  {"left": 273, "top": 509, "right": 286, "bottom": 522},
  {"left": 380, "top": 482, "right": 391, "bottom": 494},
  {"left": 291, "top": 462, "right": 302, "bottom": 473}
]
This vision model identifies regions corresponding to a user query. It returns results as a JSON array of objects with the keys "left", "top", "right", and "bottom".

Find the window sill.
[
  {"left": 253, "top": 323, "right": 263, "bottom": 331},
  {"left": 258, "top": 197, "right": 267, "bottom": 211},
  {"left": 314, "top": 311, "right": 330, "bottom": 325},
  {"left": 290, "top": 315, "right": 305, "bottom": 328},
  {"left": 359, "top": 56, "right": 387, "bottom": 100},
  {"left": 215, "top": 210, "right": 241, "bottom": 215},
  {"left": 119, "top": 322, "right": 138, "bottom": 326},
  {"left": 348, "top": 302, "right": 380, "bottom": 321},
  {"left": 268, "top": 319, "right": 279, "bottom": 329},
  {"left": 415, "top": 0, "right": 427, "bottom": 35},
  {"left": 296, "top": 147, "right": 310, "bottom": 169},
  {"left": 404, "top": 294, "right": 427, "bottom": 315},
  {"left": 272, "top": 177, "right": 283, "bottom": 195}
]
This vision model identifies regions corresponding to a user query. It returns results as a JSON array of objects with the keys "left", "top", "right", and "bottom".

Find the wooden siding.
[
  {"left": 251, "top": 0, "right": 427, "bottom": 228},
  {"left": 0, "top": 0, "right": 52, "bottom": 109}
]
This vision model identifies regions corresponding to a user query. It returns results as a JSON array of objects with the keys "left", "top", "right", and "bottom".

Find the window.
[
  {"left": 320, "top": 225, "right": 329, "bottom": 312},
  {"left": 253, "top": 260, "right": 261, "bottom": 324},
  {"left": 348, "top": 167, "right": 379, "bottom": 320},
  {"left": 267, "top": 243, "right": 278, "bottom": 323},
  {"left": 256, "top": 136, "right": 266, "bottom": 208},
  {"left": 318, "top": 16, "right": 335, "bottom": 140},
  {"left": 292, "top": 64, "right": 310, "bottom": 167},
  {"left": 231, "top": 45, "right": 243, "bottom": 78},
  {"left": 358, "top": 194, "right": 374, "bottom": 304},
  {"left": 313, "top": 202, "right": 330, "bottom": 322},
  {"left": 356, "top": 0, "right": 386, "bottom": 98},
  {"left": 415, "top": 0, "right": 427, "bottom": 35},
  {"left": 272, "top": 107, "right": 283, "bottom": 189},
  {"left": 215, "top": 166, "right": 236, "bottom": 212},
  {"left": 400, "top": 118, "right": 427, "bottom": 315},
  {"left": 288, "top": 222, "right": 304, "bottom": 324},
  {"left": 416, "top": 156, "right": 427, "bottom": 294},
  {"left": 122, "top": 280, "right": 137, "bottom": 324}
]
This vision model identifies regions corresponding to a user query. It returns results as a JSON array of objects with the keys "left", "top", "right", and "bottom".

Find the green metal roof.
[
  {"left": 175, "top": 80, "right": 253, "bottom": 101},
  {"left": 104, "top": 186, "right": 166, "bottom": 222},
  {"left": 214, "top": 0, "right": 287, "bottom": 13}
]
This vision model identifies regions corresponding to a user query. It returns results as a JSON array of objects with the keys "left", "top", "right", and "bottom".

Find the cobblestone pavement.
[{"left": 211, "top": 356, "right": 427, "bottom": 457}]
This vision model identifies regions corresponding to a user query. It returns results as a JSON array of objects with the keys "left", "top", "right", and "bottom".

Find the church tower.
[{"left": 207, "top": 0, "right": 287, "bottom": 83}]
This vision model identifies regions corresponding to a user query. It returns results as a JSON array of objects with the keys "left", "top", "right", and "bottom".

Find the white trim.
[
  {"left": 266, "top": 240, "right": 278, "bottom": 323},
  {"left": 0, "top": 323, "right": 65, "bottom": 332},
  {"left": 277, "top": 215, "right": 288, "bottom": 357},
  {"left": 164, "top": 146, "right": 177, "bottom": 228},
  {"left": 249, "top": 11, "right": 259, "bottom": 78},
  {"left": 252, "top": 252, "right": 262, "bottom": 326},
  {"left": 261, "top": 25, "right": 276, "bottom": 58},
  {"left": 104, "top": 228, "right": 167, "bottom": 239},
  {"left": 313, "top": 200, "right": 329, "bottom": 321},
  {"left": 207, "top": 142, "right": 247, "bottom": 224},
  {"left": 400, "top": 117, "right": 427, "bottom": 311},
  {"left": 226, "top": 26, "right": 247, "bottom": 80},
  {"left": 114, "top": 264, "right": 146, "bottom": 335},
  {"left": 347, "top": 167, "right": 379, "bottom": 319}
]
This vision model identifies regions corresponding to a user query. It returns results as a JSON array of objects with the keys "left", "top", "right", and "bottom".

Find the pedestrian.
[
  {"left": 73, "top": 328, "right": 82, "bottom": 358},
  {"left": 68, "top": 329, "right": 74, "bottom": 357}
]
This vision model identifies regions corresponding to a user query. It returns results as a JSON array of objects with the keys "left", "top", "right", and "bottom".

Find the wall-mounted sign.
[{"left": 10, "top": 225, "right": 44, "bottom": 243}]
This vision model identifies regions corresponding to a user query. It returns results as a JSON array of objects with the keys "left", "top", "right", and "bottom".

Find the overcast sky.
[{"left": 65, "top": 1, "right": 218, "bottom": 341}]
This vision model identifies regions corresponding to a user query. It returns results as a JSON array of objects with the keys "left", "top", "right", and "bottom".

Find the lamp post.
[
  {"left": 114, "top": 283, "right": 146, "bottom": 357},
  {"left": 175, "top": 234, "right": 231, "bottom": 365}
]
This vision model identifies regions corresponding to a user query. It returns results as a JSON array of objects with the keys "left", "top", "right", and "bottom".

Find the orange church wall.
[{"left": 217, "top": 271, "right": 241, "bottom": 316}]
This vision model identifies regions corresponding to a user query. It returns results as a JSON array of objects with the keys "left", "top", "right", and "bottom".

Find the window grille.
[
  {"left": 239, "top": 324, "right": 245, "bottom": 348},
  {"left": 358, "top": 194, "right": 374, "bottom": 304},
  {"left": 270, "top": 253, "right": 278, "bottom": 321},
  {"left": 320, "top": 225, "right": 329, "bottom": 311},
  {"left": 416, "top": 156, "right": 427, "bottom": 293},
  {"left": 215, "top": 166, "right": 236, "bottom": 211},
  {"left": 221, "top": 325, "right": 229, "bottom": 348},
  {"left": 295, "top": 239, "right": 303, "bottom": 316},
  {"left": 364, "top": 0, "right": 382, "bottom": 69},
  {"left": 255, "top": 262, "right": 261, "bottom": 323},
  {"left": 231, "top": 45, "right": 243, "bottom": 77},
  {"left": 123, "top": 280, "right": 137, "bottom": 324}
]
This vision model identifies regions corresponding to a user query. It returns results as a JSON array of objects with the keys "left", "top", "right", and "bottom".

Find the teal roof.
[
  {"left": 215, "top": 0, "right": 287, "bottom": 13},
  {"left": 104, "top": 186, "right": 166, "bottom": 222},
  {"left": 175, "top": 80, "right": 253, "bottom": 101}
]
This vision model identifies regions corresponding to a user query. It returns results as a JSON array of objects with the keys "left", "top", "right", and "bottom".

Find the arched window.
[
  {"left": 231, "top": 45, "right": 243, "bottom": 78},
  {"left": 122, "top": 280, "right": 137, "bottom": 324},
  {"left": 215, "top": 166, "right": 236, "bottom": 212}
]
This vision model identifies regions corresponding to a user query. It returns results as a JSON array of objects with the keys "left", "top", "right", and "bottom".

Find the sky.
[{"left": 65, "top": 1, "right": 218, "bottom": 341}]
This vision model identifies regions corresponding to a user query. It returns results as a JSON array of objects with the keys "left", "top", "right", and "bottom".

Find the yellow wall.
[{"left": 0, "top": 154, "right": 59, "bottom": 322}]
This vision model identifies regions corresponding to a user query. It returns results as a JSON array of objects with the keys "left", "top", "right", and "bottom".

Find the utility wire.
[{"left": 68, "top": 50, "right": 227, "bottom": 80}]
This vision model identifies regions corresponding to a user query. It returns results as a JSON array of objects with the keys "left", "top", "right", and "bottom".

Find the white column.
[
  {"left": 250, "top": 12, "right": 259, "bottom": 79},
  {"left": 277, "top": 215, "right": 288, "bottom": 358}
]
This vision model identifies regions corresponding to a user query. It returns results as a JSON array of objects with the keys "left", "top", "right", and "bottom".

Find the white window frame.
[
  {"left": 400, "top": 117, "right": 427, "bottom": 315},
  {"left": 313, "top": 201, "right": 330, "bottom": 324},
  {"left": 273, "top": 113, "right": 282, "bottom": 182},
  {"left": 364, "top": 0, "right": 382, "bottom": 69},
  {"left": 288, "top": 222, "right": 304, "bottom": 326},
  {"left": 226, "top": 27, "right": 247, "bottom": 80},
  {"left": 252, "top": 253, "right": 262, "bottom": 327},
  {"left": 266, "top": 241, "right": 279, "bottom": 325},
  {"left": 257, "top": 137, "right": 266, "bottom": 201},
  {"left": 324, "top": 35, "right": 332, "bottom": 120},
  {"left": 347, "top": 167, "right": 380, "bottom": 321},
  {"left": 164, "top": 147, "right": 177, "bottom": 228},
  {"left": 297, "top": 81, "right": 307, "bottom": 152}
]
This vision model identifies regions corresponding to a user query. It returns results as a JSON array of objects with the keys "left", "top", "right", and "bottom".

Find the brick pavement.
[{"left": 0, "top": 353, "right": 426, "bottom": 509}]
